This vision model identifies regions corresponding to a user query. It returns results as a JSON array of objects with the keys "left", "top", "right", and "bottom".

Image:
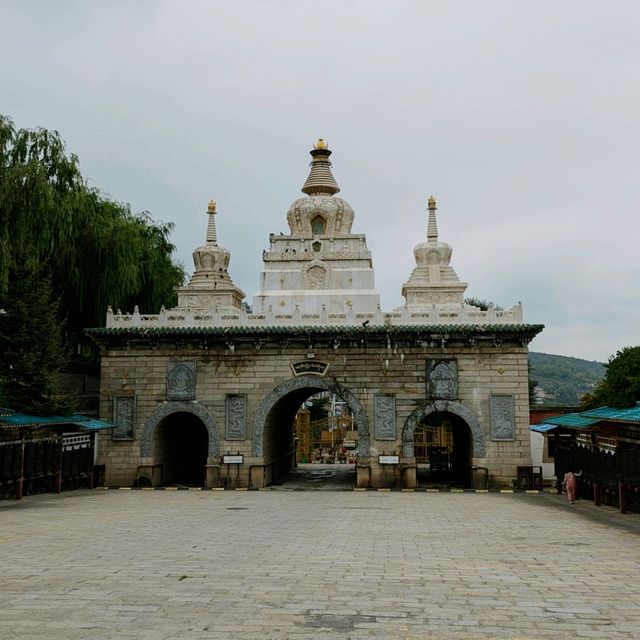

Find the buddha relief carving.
[{"left": 307, "top": 265, "right": 326, "bottom": 289}]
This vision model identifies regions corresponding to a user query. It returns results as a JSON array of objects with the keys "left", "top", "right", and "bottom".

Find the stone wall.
[{"left": 96, "top": 337, "right": 532, "bottom": 489}]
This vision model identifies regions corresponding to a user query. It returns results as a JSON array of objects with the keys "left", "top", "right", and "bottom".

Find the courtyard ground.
[{"left": 1, "top": 488, "right": 639, "bottom": 639}]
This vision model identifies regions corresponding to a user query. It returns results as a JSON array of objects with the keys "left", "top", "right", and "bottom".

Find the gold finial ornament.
[
  {"left": 207, "top": 200, "right": 217, "bottom": 213},
  {"left": 314, "top": 138, "right": 328, "bottom": 150},
  {"left": 427, "top": 195, "right": 437, "bottom": 209}
]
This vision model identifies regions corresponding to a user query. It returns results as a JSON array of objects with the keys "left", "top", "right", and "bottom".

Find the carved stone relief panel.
[
  {"left": 306, "top": 265, "right": 327, "bottom": 289},
  {"left": 166, "top": 361, "right": 196, "bottom": 401},
  {"left": 490, "top": 394, "right": 515, "bottom": 441},
  {"left": 374, "top": 394, "right": 396, "bottom": 440},
  {"left": 225, "top": 394, "right": 247, "bottom": 441},
  {"left": 426, "top": 359, "right": 458, "bottom": 400},
  {"left": 112, "top": 396, "right": 135, "bottom": 440}
]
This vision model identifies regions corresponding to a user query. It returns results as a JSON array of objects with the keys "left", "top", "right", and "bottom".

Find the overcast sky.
[{"left": 2, "top": 1, "right": 638, "bottom": 362}]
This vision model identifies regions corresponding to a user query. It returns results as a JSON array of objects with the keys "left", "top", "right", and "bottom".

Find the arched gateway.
[
  {"left": 252, "top": 376, "right": 369, "bottom": 457},
  {"left": 402, "top": 400, "right": 485, "bottom": 458},
  {"left": 141, "top": 401, "right": 219, "bottom": 458},
  {"left": 88, "top": 140, "right": 542, "bottom": 489},
  {"left": 137, "top": 402, "right": 219, "bottom": 487}
]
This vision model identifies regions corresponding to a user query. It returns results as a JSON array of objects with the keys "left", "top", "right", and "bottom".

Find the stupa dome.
[
  {"left": 287, "top": 195, "right": 354, "bottom": 237},
  {"left": 286, "top": 140, "right": 355, "bottom": 237}
]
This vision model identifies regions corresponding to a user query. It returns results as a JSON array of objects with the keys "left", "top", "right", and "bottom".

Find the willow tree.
[{"left": 0, "top": 115, "right": 185, "bottom": 411}]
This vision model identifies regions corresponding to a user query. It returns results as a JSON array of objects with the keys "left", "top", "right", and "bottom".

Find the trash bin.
[{"left": 472, "top": 466, "right": 488, "bottom": 490}]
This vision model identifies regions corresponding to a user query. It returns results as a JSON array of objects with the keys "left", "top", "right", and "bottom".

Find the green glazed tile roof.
[
  {"left": 0, "top": 413, "right": 115, "bottom": 431},
  {"left": 87, "top": 323, "right": 544, "bottom": 337},
  {"left": 538, "top": 405, "right": 640, "bottom": 431},
  {"left": 542, "top": 413, "right": 600, "bottom": 429},
  {"left": 581, "top": 405, "right": 640, "bottom": 424}
]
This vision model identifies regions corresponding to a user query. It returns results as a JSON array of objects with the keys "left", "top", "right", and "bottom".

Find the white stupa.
[
  {"left": 252, "top": 139, "right": 382, "bottom": 321},
  {"left": 175, "top": 200, "right": 245, "bottom": 311}
]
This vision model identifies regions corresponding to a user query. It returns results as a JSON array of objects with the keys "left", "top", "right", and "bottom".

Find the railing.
[
  {"left": 554, "top": 444, "right": 640, "bottom": 513},
  {"left": 1, "top": 437, "right": 63, "bottom": 500},
  {"left": 106, "top": 302, "right": 525, "bottom": 329}
]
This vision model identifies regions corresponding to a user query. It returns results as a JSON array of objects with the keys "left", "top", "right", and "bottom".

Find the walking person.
[{"left": 563, "top": 469, "right": 581, "bottom": 504}]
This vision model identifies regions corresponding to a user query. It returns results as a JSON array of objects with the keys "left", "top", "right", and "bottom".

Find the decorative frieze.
[
  {"left": 225, "top": 394, "right": 247, "bottom": 441},
  {"left": 489, "top": 394, "right": 515, "bottom": 441},
  {"left": 374, "top": 394, "right": 396, "bottom": 440},
  {"left": 112, "top": 396, "right": 135, "bottom": 440}
]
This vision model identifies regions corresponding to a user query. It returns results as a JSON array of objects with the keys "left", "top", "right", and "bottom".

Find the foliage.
[
  {"left": 0, "top": 114, "right": 186, "bottom": 413},
  {"left": 581, "top": 346, "right": 640, "bottom": 409},
  {"left": 0, "top": 114, "right": 185, "bottom": 348},
  {"left": 529, "top": 352, "right": 605, "bottom": 406},
  {"left": 464, "top": 297, "right": 503, "bottom": 311},
  {"left": 0, "top": 265, "right": 72, "bottom": 414},
  {"left": 527, "top": 362, "right": 538, "bottom": 405},
  {"left": 307, "top": 395, "right": 329, "bottom": 422}
]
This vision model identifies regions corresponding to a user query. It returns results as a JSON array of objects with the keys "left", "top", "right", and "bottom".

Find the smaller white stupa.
[
  {"left": 399, "top": 195, "right": 468, "bottom": 310},
  {"left": 175, "top": 199, "right": 245, "bottom": 311}
]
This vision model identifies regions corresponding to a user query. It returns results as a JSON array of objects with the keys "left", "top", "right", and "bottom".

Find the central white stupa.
[{"left": 252, "top": 139, "right": 382, "bottom": 319}]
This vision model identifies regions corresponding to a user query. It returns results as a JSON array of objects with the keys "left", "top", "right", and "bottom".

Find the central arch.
[{"left": 252, "top": 376, "right": 369, "bottom": 457}]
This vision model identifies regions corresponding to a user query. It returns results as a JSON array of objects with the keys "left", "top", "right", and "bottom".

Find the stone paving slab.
[{"left": 1, "top": 490, "right": 639, "bottom": 639}]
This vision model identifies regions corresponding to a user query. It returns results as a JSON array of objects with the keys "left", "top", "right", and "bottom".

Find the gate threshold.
[{"left": 99, "top": 486, "right": 545, "bottom": 493}]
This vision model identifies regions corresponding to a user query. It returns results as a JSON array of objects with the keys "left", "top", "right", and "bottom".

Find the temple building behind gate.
[{"left": 88, "top": 139, "right": 543, "bottom": 489}]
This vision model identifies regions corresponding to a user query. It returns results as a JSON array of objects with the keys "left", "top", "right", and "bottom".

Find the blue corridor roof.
[
  {"left": 541, "top": 413, "right": 600, "bottom": 429},
  {"left": 530, "top": 423, "right": 558, "bottom": 433},
  {"left": 580, "top": 405, "right": 640, "bottom": 424},
  {"left": 0, "top": 412, "right": 114, "bottom": 431}
]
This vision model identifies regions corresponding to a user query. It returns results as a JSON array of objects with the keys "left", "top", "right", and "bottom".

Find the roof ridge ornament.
[
  {"left": 314, "top": 138, "right": 328, "bottom": 150},
  {"left": 206, "top": 198, "right": 218, "bottom": 245}
]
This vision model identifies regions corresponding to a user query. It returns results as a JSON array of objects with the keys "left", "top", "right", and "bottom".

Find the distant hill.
[{"left": 529, "top": 352, "right": 606, "bottom": 406}]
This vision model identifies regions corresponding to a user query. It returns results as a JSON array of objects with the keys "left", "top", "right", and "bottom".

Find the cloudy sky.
[{"left": 2, "top": 1, "right": 638, "bottom": 362}]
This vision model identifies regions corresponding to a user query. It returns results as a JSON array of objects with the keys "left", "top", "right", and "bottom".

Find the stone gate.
[{"left": 88, "top": 139, "right": 542, "bottom": 489}]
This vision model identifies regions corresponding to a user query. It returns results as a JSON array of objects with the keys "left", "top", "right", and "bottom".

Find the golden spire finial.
[
  {"left": 427, "top": 195, "right": 437, "bottom": 210},
  {"left": 207, "top": 199, "right": 217, "bottom": 213},
  {"left": 314, "top": 138, "right": 328, "bottom": 150}
]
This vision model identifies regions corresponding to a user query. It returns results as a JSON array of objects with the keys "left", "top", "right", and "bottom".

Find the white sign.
[
  {"left": 378, "top": 455, "right": 399, "bottom": 465},
  {"left": 223, "top": 455, "right": 244, "bottom": 464}
]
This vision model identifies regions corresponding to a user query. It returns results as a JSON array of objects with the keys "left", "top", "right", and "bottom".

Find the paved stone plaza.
[{"left": 1, "top": 490, "right": 639, "bottom": 640}]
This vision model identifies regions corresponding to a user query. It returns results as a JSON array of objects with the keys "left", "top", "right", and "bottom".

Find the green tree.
[
  {"left": 307, "top": 395, "right": 329, "bottom": 422},
  {"left": 0, "top": 265, "right": 71, "bottom": 414},
  {"left": 0, "top": 114, "right": 185, "bottom": 413},
  {"left": 581, "top": 346, "right": 640, "bottom": 409},
  {"left": 528, "top": 362, "right": 538, "bottom": 405},
  {"left": 0, "top": 114, "right": 185, "bottom": 348}
]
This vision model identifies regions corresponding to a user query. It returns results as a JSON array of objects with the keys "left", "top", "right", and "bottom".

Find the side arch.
[
  {"left": 402, "top": 400, "right": 486, "bottom": 458},
  {"left": 140, "top": 401, "right": 219, "bottom": 458},
  {"left": 252, "top": 376, "right": 369, "bottom": 457}
]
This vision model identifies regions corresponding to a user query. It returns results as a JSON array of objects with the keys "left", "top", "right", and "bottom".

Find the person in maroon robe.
[{"left": 563, "top": 470, "right": 581, "bottom": 504}]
